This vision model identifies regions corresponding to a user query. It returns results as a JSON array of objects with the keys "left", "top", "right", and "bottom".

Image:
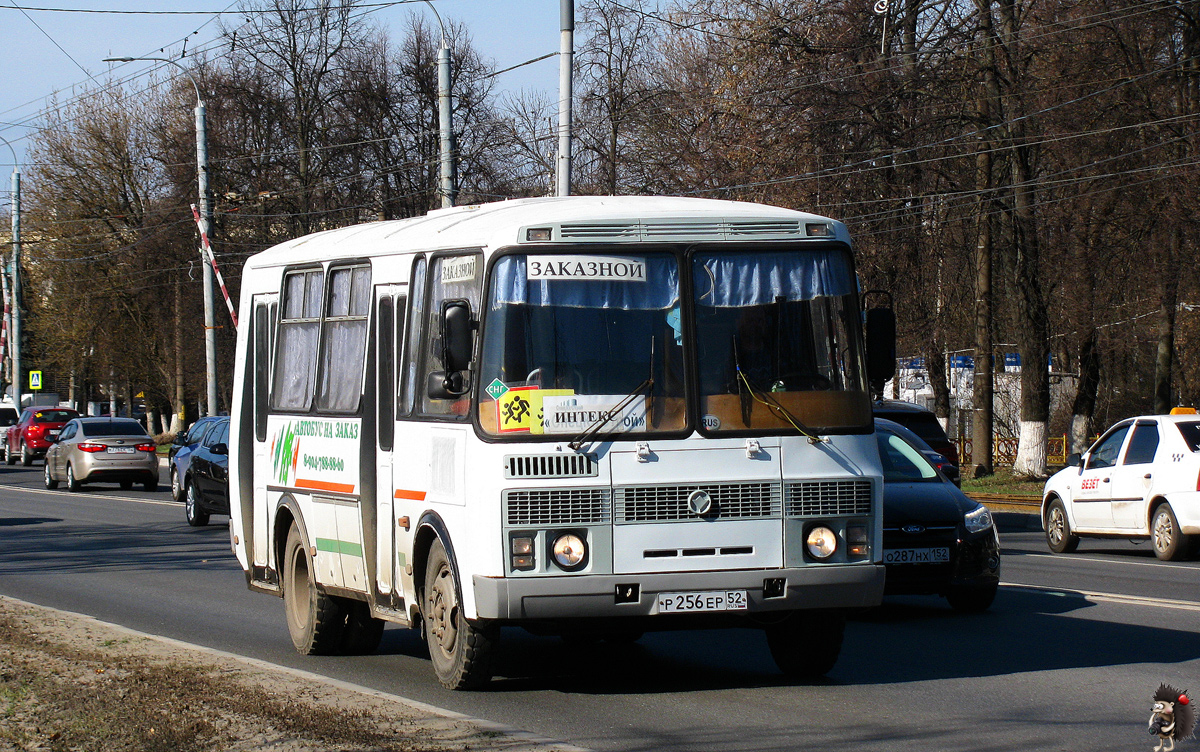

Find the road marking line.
[
  {"left": 1002, "top": 583, "right": 1200, "bottom": 612},
  {"left": 0, "top": 483, "right": 178, "bottom": 507},
  {"left": 0, "top": 594, "right": 591, "bottom": 752},
  {"left": 1014, "top": 551, "right": 1197, "bottom": 572}
]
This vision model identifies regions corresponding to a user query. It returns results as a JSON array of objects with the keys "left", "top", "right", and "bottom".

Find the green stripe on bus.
[{"left": 315, "top": 538, "right": 363, "bottom": 557}]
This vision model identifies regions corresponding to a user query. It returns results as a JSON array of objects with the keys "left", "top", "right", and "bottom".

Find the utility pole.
[
  {"left": 106, "top": 56, "right": 218, "bottom": 417},
  {"left": 556, "top": 0, "right": 574, "bottom": 196},
  {"left": 421, "top": 1, "right": 456, "bottom": 208},
  {"left": 0, "top": 135, "right": 21, "bottom": 409}
]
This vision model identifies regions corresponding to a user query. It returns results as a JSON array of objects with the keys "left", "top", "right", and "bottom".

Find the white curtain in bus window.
[
  {"left": 317, "top": 265, "right": 372, "bottom": 412},
  {"left": 273, "top": 269, "right": 323, "bottom": 411}
]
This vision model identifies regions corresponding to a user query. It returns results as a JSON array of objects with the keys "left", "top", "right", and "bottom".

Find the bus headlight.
[
  {"left": 806, "top": 526, "right": 838, "bottom": 560},
  {"left": 551, "top": 533, "right": 587, "bottom": 569}
]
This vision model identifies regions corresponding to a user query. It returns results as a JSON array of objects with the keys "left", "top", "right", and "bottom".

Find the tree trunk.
[
  {"left": 1070, "top": 329, "right": 1100, "bottom": 456},
  {"left": 1153, "top": 226, "right": 1180, "bottom": 414}
]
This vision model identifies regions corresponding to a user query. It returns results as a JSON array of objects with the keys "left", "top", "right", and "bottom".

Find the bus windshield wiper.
[
  {"left": 734, "top": 335, "right": 825, "bottom": 444},
  {"left": 567, "top": 377, "right": 654, "bottom": 451}
]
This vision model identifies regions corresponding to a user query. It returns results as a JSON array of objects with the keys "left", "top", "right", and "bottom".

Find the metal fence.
[{"left": 956, "top": 435, "right": 1070, "bottom": 467}]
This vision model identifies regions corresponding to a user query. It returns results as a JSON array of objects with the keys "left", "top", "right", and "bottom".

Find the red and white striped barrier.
[{"left": 190, "top": 204, "right": 239, "bottom": 330}]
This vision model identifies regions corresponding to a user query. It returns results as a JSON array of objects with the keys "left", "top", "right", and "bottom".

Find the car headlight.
[
  {"left": 805, "top": 526, "right": 837, "bottom": 559},
  {"left": 964, "top": 505, "right": 993, "bottom": 534},
  {"left": 551, "top": 533, "right": 587, "bottom": 569}
]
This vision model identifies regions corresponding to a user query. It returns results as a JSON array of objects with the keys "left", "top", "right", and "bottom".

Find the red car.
[{"left": 4, "top": 407, "right": 80, "bottom": 466}]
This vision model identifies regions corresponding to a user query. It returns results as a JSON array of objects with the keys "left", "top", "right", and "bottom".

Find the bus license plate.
[
  {"left": 884, "top": 547, "right": 950, "bottom": 564},
  {"left": 106, "top": 447, "right": 135, "bottom": 454},
  {"left": 657, "top": 590, "right": 748, "bottom": 614}
]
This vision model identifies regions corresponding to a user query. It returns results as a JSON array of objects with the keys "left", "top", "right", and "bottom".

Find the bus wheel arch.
[{"left": 413, "top": 514, "right": 497, "bottom": 689}]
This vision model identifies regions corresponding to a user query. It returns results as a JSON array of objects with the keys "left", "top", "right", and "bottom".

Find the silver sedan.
[{"left": 44, "top": 417, "right": 159, "bottom": 492}]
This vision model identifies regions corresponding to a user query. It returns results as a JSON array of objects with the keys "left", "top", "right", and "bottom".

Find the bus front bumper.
[{"left": 473, "top": 564, "right": 885, "bottom": 620}]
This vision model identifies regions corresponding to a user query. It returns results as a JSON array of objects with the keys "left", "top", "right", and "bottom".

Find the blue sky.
[{"left": 0, "top": 0, "right": 564, "bottom": 169}]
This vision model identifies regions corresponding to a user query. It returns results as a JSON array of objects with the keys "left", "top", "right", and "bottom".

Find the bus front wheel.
[
  {"left": 423, "top": 538, "right": 497, "bottom": 689},
  {"left": 283, "top": 524, "right": 345, "bottom": 655},
  {"left": 764, "top": 609, "right": 845, "bottom": 679}
]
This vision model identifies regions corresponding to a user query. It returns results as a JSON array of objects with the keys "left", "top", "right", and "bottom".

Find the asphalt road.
[{"left": 2, "top": 461, "right": 1197, "bottom": 751}]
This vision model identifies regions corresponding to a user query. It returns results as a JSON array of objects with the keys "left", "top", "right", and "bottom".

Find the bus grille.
[
  {"left": 504, "top": 488, "right": 611, "bottom": 526},
  {"left": 614, "top": 482, "right": 782, "bottom": 522},
  {"left": 504, "top": 454, "right": 598, "bottom": 479},
  {"left": 557, "top": 220, "right": 804, "bottom": 242},
  {"left": 785, "top": 480, "right": 872, "bottom": 517}
]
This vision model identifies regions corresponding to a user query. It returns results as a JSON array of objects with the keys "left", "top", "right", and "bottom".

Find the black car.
[
  {"left": 876, "top": 417, "right": 961, "bottom": 487},
  {"left": 170, "top": 416, "right": 225, "bottom": 501},
  {"left": 876, "top": 418, "right": 1000, "bottom": 612},
  {"left": 183, "top": 417, "right": 230, "bottom": 527},
  {"left": 873, "top": 399, "right": 959, "bottom": 470}
]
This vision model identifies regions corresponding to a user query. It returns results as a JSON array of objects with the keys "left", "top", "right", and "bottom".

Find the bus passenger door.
[
  {"left": 250, "top": 293, "right": 278, "bottom": 575},
  {"left": 374, "top": 285, "right": 405, "bottom": 610}
]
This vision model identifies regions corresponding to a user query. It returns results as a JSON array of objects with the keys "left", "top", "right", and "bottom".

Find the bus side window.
[
  {"left": 272, "top": 269, "right": 323, "bottom": 411},
  {"left": 377, "top": 295, "right": 395, "bottom": 450},
  {"left": 394, "top": 295, "right": 407, "bottom": 421},
  {"left": 254, "top": 303, "right": 271, "bottom": 441},
  {"left": 316, "top": 264, "right": 372, "bottom": 413},
  {"left": 421, "top": 254, "right": 482, "bottom": 418},
  {"left": 401, "top": 258, "right": 427, "bottom": 417}
]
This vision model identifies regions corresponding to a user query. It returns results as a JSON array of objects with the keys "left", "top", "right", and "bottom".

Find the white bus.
[{"left": 229, "top": 195, "right": 893, "bottom": 689}]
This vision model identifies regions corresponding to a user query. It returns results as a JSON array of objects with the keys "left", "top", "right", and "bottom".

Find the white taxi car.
[{"left": 1042, "top": 409, "right": 1200, "bottom": 560}]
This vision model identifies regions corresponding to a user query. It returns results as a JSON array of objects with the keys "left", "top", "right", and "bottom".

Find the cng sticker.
[{"left": 485, "top": 378, "right": 509, "bottom": 401}]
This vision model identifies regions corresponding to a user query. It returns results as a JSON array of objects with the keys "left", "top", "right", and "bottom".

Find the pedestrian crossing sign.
[{"left": 29, "top": 371, "right": 42, "bottom": 390}]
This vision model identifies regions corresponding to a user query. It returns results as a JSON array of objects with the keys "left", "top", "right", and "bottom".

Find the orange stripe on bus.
[
  {"left": 295, "top": 478, "right": 356, "bottom": 494},
  {"left": 393, "top": 489, "right": 427, "bottom": 501}
]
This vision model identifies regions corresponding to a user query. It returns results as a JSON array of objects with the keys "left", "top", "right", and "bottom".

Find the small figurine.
[{"left": 1150, "top": 684, "right": 1195, "bottom": 752}]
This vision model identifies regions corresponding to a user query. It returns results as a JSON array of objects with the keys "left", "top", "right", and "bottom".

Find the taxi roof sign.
[{"left": 1169, "top": 406, "right": 1197, "bottom": 415}]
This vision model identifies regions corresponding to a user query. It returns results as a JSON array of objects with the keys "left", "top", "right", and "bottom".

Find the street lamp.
[
  {"left": 0, "top": 135, "right": 20, "bottom": 410},
  {"left": 105, "top": 56, "right": 218, "bottom": 417}
]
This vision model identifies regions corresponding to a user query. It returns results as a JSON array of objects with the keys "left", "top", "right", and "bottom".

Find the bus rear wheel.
[
  {"left": 423, "top": 538, "right": 497, "bottom": 690},
  {"left": 283, "top": 524, "right": 345, "bottom": 655},
  {"left": 764, "top": 609, "right": 845, "bottom": 679}
]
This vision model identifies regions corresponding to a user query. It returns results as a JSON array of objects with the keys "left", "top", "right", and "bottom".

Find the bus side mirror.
[
  {"left": 865, "top": 307, "right": 896, "bottom": 398},
  {"left": 441, "top": 300, "right": 473, "bottom": 373},
  {"left": 427, "top": 299, "right": 474, "bottom": 400}
]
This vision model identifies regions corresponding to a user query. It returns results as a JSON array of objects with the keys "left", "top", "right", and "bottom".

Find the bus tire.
[
  {"left": 283, "top": 523, "right": 345, "bottom": 655},
  {"left": 764, "top": 609, "right": 845, "bottom": 679},
  {"left": 339, "top": 600, "right": 385, "bottom": 655},
  {"left": 423, "top": 538, "right": 497, "bottom": 690}
]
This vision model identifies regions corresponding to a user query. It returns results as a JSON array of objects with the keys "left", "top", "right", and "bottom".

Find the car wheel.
[
  {"left": 1045, "top": 498, "right": 1079, "bottom": 554},
  {"left": 170, "top": 467, "right": 182, "bottom": 501},
  {"left": 43, "top": 462, "right": 58, "bottom": 490},
  {"left": 1151, "top": 504, "right": 1191, "bottom": 561},
  {"left": 946, "top": 583, "right": 998, "bottom": 613},
  {"left": 65, "top": 464, "right": 81, "bottom": 492},
  {"left": 424, "top": 537, "right": 497, "bottom": 689},
  {"left": 764, "top": 609, "right": 845, "bottom": 679},
  {"left": 20, "top": 442, "right": 32, "bottom": 466},
  {"left": 283, "top": 523, "right": 345, "bottom": 655},
  {"left": 185, "top": 483, "right": 210, "bottom": 527}
]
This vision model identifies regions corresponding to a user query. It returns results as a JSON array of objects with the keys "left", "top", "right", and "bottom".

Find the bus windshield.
[
  {"left": 479, "top": 252, "right": 686, "bottom": 437},
  {"left": 477, "top": 246, "right": 870, "bottom": 438},
  {"left": 693, "top": 247, "right": 870, "bottom": 434}
]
